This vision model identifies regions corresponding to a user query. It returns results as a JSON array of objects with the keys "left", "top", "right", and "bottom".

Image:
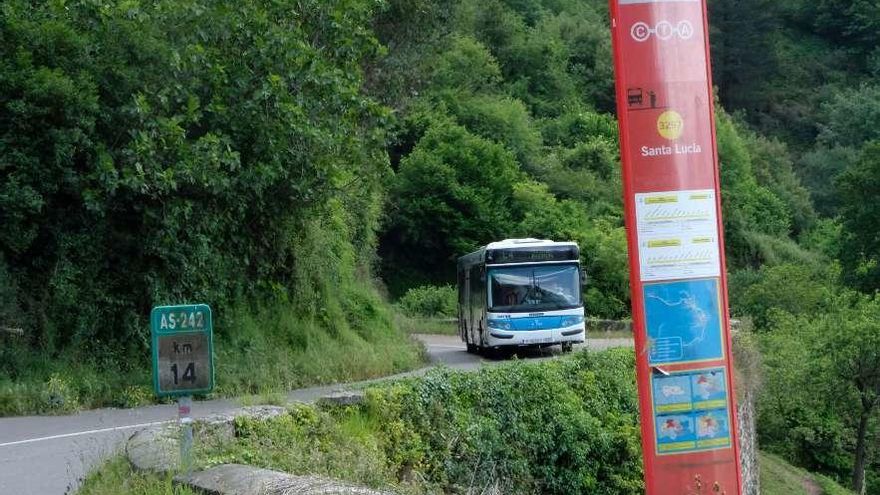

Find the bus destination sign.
[
  {"left": 487, "top": 246, "right": 579, "bottom": 264},
  {"left": 150, "top": 304, "right": 214, "bottom": 397}
]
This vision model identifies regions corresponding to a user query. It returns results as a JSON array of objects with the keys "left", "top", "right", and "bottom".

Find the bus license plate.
[{"left": 523, "top": 337, "right": 552, "bottom": 344}]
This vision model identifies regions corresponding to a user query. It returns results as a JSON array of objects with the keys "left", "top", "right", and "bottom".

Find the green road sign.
[{"left": 150, "top": 304, "right": 214, "bottom": 397}]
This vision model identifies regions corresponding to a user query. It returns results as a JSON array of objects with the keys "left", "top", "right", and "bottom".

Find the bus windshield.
[{"left": 488, "top": 264, "right": 581, "bottom": 312}]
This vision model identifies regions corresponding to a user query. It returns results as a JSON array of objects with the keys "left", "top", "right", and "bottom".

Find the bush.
[
  {"left": 192, "top": 349, "right": 643, "bottom": 494},
  {"left": 381, "top": 119, "right": 523, "bottom": 291},
  {"left": 396, "top": 285, "right": 457, "bottom": 318},
  {"left": 757, "top": 295, "right": 880, "bottom": 494},
  {"left": 365, "top": 348, "right": 643, "bottom": 494},
  {"left": 730, "top": 262, "right": 838, "bottom": 328},
  {"left": 0, "top": 0, "right": 390, "bottom": 357}
]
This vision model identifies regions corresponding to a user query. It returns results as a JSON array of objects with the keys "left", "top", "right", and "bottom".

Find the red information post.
[{"left": 608, "top": 0, "right": 743, "bottom": 493}]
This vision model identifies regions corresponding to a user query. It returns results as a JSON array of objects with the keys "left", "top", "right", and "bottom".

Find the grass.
[
  {"left": 587, "top": 329, "right": 633, "bottom": 339},
  {"left": 0, "top": 345, "right": 161, "bottom": 415},
  {"left": 77, "top": 456, "right": 197, "bottom": 495},
  {"left": 0, "top": 296, "right": 426, "bottom": 416},
  {"left": 212, "top": 303, "right": 424, "bottom": 399},
  {"left": 201, "top": 405, "right": 405, "bottom": 491},
  {"left": 760, "top": 452, "right": 854, "bottom": 495},
  {"left": 77, "top": 407, "right": 409, "bottom": 495},
  {"left": 394, "top": 314, "right": 458, "bottom": 335},
  {"left": 237, "top": 391, "right": 287, "bottom": 407}
]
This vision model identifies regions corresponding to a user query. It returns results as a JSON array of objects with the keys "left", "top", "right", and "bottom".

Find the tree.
[
  {"left": 709, "top": 0, "right": 780, "bottom": 116},
  {"left": 837, "top": 142, "right": 880, "bottom": 291},
  {"left": 819, "top": 85, "right": 880, "bottom": 149},
  {"left": 429, "top": 36, "right": 503, "bottom": 94},
  {"left": 761, "top": 295, "right": 880, "bottom": 494},
  {"left": 734, "top": 263, "right": 836, "bottom": 328},
  {"left": 831, "top": 299, "right": 880, "bottom": 494},
  {"left": 797, "top": 146, "right": 858, "bottom": 217},
  {"left": 715, "top": 109, "right": 794, "bottom": 267},
  {"left": 0, "top": 0, "right": 390, "bottom": 352},
  {"left": 381, "top": 120, "right": 522, "bottom": 292}
]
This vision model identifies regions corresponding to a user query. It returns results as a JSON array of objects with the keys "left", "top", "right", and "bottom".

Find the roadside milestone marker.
[
  {"left": 151, "top": 303, "right": 213, "bottom": 474},
  {"left": 150, "top": 304, "right": 214, "bottom": 397}
]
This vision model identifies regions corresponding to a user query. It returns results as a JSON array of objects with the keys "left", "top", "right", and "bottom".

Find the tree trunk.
[{"left": 851, "top": 407, "right": 870, "bottom": 495}]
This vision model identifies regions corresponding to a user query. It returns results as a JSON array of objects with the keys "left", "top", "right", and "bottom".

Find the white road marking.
[{"left": 0, "top": 420, "right": 172, "bottom": 448}]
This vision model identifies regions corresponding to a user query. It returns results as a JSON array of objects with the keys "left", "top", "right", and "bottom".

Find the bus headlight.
[
  {"left": 487, "top": 319, "right": 512, "bottom": 330},
  {"left": 560, "top": 316, "right": 585, "bottom": 327}
]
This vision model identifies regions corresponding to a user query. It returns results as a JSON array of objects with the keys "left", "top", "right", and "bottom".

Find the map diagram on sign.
[
  {"left": 692, "top": 370, "right": 725, "bottom": 401},
  {"left": 643, "top": 278, "right": 723, "bottom": 365},
  {"left": 695, "top": 408, "right": 731, "bottom": 449},
  {"left": 635, "top": 189, "right": 721, "bottom": 281}
]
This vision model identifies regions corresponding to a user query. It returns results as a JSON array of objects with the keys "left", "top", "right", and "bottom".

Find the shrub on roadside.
[
  {"left": 195, "top": 349, "right": 643, "bottom": 494},
  {"left": 396, "top": 285, "right": 457, "bottom": 318},
  {"left": 364, "top": 348, "right": 643, "bottom": 494}
]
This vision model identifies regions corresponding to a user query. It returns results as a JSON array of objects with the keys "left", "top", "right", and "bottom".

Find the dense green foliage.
[
  {"left": 0, "top": 296, "right": 422, "bottom": 415},
  {"left": 755, "top": 292, "right": 880, "bottom": 494},
  {"left": 0, "top": 0, "right": 424, "bottom": 413},
  {"left": 0, "top": 0, "right": 822, "bottom": 353},
  {"left": 396, "top": 285, "right": 457, "bottom": 318},
  {"left": 365, "top": 350, "right": 642, "bottom": 494},
  {"left": 1, "top": 0, "right": 390, "bottom": 348},
  {"left": 376, "top": 0, "right": 816, "bottom": 321},
  {"left": 760, "top": 452, "right": 855, "bottom": 495},
  {"left": 709, "top": 2, "right": 880, "bottom": 492},
  {"left": 731, "top": 260, "right": 880, "bottom": 493},
  {"left": 171, "top": 349, "right": 642, "bottom": 494},
  {"left": 4, "top": 0, "right": 880, "bottom": 492},
  {"left": 837, "top": 142, "right": 880, "bottom": 291},
  {"left": 370, "top": 1, "right": 880, "bottom": 490}
]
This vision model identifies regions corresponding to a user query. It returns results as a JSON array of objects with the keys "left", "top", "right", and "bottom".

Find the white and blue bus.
[{"left": 457, "top": 238, "right": 586, "bottom": 354}]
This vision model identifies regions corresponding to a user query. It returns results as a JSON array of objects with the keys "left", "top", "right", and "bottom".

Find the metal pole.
[{"left": 178, "top": 395, "right": 193, "bottom": 474}]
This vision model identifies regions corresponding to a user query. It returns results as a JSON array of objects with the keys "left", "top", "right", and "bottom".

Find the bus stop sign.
[
  {"left": 150, "top": 304, "right": 214, "bottom": 397},
  {"left": 608, "top": 0, "right": 743, "bottom": 493}
]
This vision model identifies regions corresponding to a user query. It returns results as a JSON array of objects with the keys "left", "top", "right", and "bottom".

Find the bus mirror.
[{"left": 580, "top": 270, "right": 589, "bottom": 286}]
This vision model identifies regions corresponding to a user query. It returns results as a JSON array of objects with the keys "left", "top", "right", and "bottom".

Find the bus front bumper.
[{"left": 486, "top": 325, "right": 586, "bottom": 347}]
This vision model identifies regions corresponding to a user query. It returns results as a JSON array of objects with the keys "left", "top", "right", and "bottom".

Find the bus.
[{"left": 457, "top": 238, "right": 586, "bottom": 354}]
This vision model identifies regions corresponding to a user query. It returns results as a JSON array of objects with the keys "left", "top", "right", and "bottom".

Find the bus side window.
[{"left": 470, "top": 266, "right": 481, "bottom": 323}]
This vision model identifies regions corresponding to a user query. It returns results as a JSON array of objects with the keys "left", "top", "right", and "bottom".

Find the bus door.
[
  {"left": 458, "top": 269, "right": 468, "bottom": 340},
  {"left": 470, "top": 265, "right": 482, "bottom": 345},
  {"left": 463, "top": 270, "right": 472, "bottom": 342}
]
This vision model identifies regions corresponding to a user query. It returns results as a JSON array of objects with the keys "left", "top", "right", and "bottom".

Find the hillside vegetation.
[
  {"left": 2, "top": 0, "right": 880, "bottom": 492},
  {"left": 77, "top": 354, "right": 856, "bottom": 495},
  {"left": 0, "top": 0, "right": 422, "bottom": 413}
]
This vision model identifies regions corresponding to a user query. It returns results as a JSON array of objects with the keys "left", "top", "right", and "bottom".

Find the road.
[{"left": 0, "top": 334, "right": 632, "bottom": 495}]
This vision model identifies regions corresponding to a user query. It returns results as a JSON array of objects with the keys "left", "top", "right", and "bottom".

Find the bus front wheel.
[
  {"left": 561, "top": 342, "right": 573, "bottom": 353},
  {"left": 466, "top": 343, "right": 479, "bottom": 354}
]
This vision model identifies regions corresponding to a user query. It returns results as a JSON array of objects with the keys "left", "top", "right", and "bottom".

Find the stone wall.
[{"left": 733, "top": 326, "right": 761, "bottom": 495}]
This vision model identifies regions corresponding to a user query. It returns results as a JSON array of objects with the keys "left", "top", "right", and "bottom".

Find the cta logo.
[
  {"left": 631, "top": 20, "right": 694, "bottom": 42},
  {"left": 657, "top": 110, "right": 684, "bottom": 140}
]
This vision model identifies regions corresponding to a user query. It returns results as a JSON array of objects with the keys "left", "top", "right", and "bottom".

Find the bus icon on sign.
[{"left": 631, "top": 21, "right": 694, "bottom": 42}]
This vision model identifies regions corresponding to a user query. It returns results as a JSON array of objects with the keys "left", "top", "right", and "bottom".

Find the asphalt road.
[{"left": 0, "top": 334, "right": 632, "bottom": 495}]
